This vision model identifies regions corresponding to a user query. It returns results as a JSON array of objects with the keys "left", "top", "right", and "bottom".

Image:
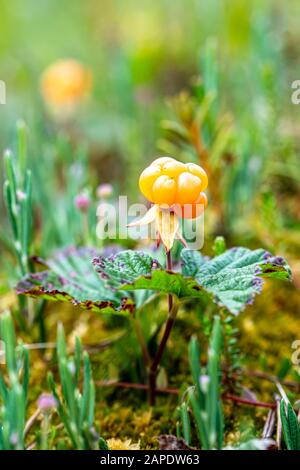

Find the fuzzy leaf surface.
[
  {"left": 16, "top": 247, "right": 133, "bottom": 315},
  {"left": 122, "top": 247, "right": 291, "bottom": 315}
]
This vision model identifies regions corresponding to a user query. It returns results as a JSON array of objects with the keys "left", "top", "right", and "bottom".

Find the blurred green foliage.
[
  {"left": 0, "top": 0, "right": 300, "bottom": 450},
  {"left": 0, "top": 0, "right": 300, "bottom": 254},
  {"left": 0, "top": 312, "right": 29, "bottom": 450}
]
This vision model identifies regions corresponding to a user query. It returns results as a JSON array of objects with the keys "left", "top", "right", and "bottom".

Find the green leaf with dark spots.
[
  {"left": 122, "top": 247, "right": 291, "bottom": 315},
  {"left": 122, "top": 269, "right": 203, "bottom": 299},
  {"left": 93, "top": 250, "right": 162, "bottom": 307},
  {"left": 180, "top": 247, "right": 291, "bottom": 314},
  {"left": 93, "top": 250, "right": 159, "bottom": 286},
  {"left": 16, "top": 246, "right": 291, "bottom": 316},
  {"left": 16, "top": 247, "right": 133, "bottom": 315}
]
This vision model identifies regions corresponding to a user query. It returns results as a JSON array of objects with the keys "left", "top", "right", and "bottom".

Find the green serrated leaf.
[
  {"left": 93, "top": 250, "right": 163, "bottom": 307},
  {"left": 122, "top": 269, "right": 204, "bottom": 299},
  {"left": 122, "top": 247, "right": 291, "bottom": 315},
  {"left": 93, "top": 250, "right": 158, "bottom": 285},
  {"left": 16, "top": 247, "right": 134, "bottom": 315},
  {"left": 16, "top": 246, "right": 291, "bottom": 317},
  {"left": 181, "top": 247, "right": 291, "bottom": 315}
]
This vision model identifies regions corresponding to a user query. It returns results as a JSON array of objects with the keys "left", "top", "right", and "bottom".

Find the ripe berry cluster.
[{"left": 139, "top": 156, "right": 208, "bottom": 219}]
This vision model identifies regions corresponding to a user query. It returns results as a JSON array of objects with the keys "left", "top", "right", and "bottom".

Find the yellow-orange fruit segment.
[
  {"left": 174, "top": 192, "right": 208, "bottom": 219},
  {"left": 139, "top": 156, "right": 208, "bottom": 212}
]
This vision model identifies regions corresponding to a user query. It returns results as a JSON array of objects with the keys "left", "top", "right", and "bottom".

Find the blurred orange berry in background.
[
  {"left": 40, "top": 59, "right": 92, "bottom": 110},
  {"left": 139, "top": 156, "right": 208, "bottom": 219}
]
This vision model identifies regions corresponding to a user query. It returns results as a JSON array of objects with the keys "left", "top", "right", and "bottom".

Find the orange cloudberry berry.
[{"left": 139, "top": 156, "right": 208, "bottom": 219}]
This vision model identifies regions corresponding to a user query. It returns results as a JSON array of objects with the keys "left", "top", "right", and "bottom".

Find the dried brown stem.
[
  {"left": 95, "top": 380, "right": 277, "bottom": 409},
  {"left": 262, "top": 408, "right": 276, "bottom": 439},
  {"left": 24, "top": 408, "right": 41, "bottom": 436}
]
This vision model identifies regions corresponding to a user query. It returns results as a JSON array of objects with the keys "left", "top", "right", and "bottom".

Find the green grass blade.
[
  {"left": 80, "top": 352, "right": 92, "bottom": 427},
  {"left": 188, "top": 336, "right": 204, "bottom": 408},
  {"left": 1, "top": 312, "right": 17, "bottom": 377},
  {"left": 179, "top": 402, "right": 191, "bottom": 445}
]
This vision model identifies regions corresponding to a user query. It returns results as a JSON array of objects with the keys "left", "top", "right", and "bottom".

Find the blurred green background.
[{"left": 1, "top": 0, "right": 300, "bottom": 259}]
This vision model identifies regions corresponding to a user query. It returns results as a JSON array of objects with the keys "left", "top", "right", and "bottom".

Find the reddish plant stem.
[
  {"left": 148, "top": 249, "right": 177, "bottom": 406},
  {"left": 95, "top": 380, "right": 277, "bottom": 409},
  {"left": 148, "top": 315, "right": 176, "bottom": 405},
  {"left": 132, "top": 316, "right": 151, "bottom": 367},
  {"left": 166, "top": 250, "right": 173, "bottom": 311},
  {"left": 222, "top": 394, "right": 276, "bottom": 410},
  {"left": 95, "top": 380, "right": 179, "bottom": 395}
]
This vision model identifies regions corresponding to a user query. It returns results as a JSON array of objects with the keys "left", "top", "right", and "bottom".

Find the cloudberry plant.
[
  {"left": 129, "top": 156, "right": 208, "bottom": 252},
  {"left": 129, "top": 156, "right": 208, "bottom": 403}
]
